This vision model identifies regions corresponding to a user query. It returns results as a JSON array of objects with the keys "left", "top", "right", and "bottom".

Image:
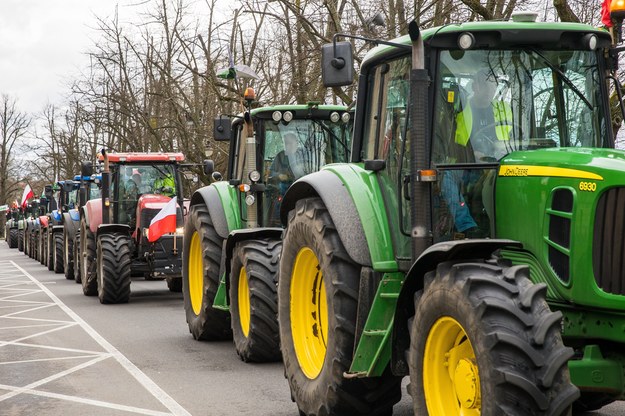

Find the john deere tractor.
[
  {"left": 79, "top": 151, "right": 187, "bottom": 304},
  {"left": 182, "top": 101, "right": 352, "bottom": 362},
  {"left": 276, "top": 13, "right": 625, "bottom": 416}
]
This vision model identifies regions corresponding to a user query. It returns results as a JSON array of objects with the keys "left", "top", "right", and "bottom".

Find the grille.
[{"left": 593, "top": 187, "right": 625, "bottom": 295}]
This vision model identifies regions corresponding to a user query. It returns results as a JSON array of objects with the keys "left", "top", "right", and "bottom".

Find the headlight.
[
  {"left": 245, "top": 195, "right": 256, "bottom": 206},
  {"left": 330, "top": 111, "right": 340, "bottom": 123},
  {"left": 249, "top": 170, "right": 261, "bottom": 182},
  {"left": 341, "top": 112, "right": 351, "bottom": 123},
  {"left": 272, "top": 111, "right": 282, "bottom": 122},
  {"left": 283, "top": 111, "right": 293, "bottom": 123}
]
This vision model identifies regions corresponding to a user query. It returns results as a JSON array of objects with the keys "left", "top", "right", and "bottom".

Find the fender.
[
  {"left": 84, "top": 199, "right": 103, "bottom": 234},
  {"left": 97, "top": 223, "right": 131, "bottom": 238},
  {"left": 280, "top": 167, "right": 397, "bottom": 268},
  {"left": 389, "top": 239, "right": 522, "bottom": 376},
  {"left": 190, "top": 182, "right": 241, "bottom": 239},
  {"left": 51, "top": 225, "right": 64, "bottom": 234},
  {"left": 63, "top": 212, "right": 77, "bottom": 242}
]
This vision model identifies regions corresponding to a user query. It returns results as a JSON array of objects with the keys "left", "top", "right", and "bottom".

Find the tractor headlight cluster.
[
  {"left": 272, "top": 110, "right": 294, "bottom": 124},
  {"left": 330, "top": 111, "right": 351, "bottom": 123}
]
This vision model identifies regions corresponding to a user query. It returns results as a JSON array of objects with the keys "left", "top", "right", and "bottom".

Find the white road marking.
[{"left": 4, "top": 261, "right": 192, "bottom": 416}]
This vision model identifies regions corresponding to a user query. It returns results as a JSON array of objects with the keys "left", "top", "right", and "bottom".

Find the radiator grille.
[
  {"left": 139, "top": 208, "right": 183, "bottom": 230},
  {"left": 593, "top": 187, "right": 625, "bottom": 295}
]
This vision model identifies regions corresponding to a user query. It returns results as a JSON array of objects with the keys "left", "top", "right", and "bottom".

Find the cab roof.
[{"left": 98, "top": 152, "right": 185, "bottom": 163}]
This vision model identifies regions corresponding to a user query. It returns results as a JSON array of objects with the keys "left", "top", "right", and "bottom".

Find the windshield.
[
  {"left": 262, "top": 117, "right": 352, "bottom": 226},
  {"left": 431, "top": 48, "right": 607, "bottom": 164}
]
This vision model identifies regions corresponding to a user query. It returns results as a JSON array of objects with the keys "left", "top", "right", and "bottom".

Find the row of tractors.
[{"left": 9, "top": 12, "right": 625, "bottom": 415}]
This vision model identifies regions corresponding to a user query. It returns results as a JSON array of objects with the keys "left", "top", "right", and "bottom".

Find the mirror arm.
[{"left": 332, "top": 33, "right": 411, "bottom": 61}]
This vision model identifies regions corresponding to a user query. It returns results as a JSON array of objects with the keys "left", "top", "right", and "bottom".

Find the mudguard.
[
  {"left": 63, "top": 211, "right": 78, "bottom": 242},
  {"left": 190, "top": 182, "right": 240, "bottom": 239},
  {"left": 390, "top": 239, "right": 522, "bottom": 376},
  {"left": 97, "top": 223, "right": 131, "bottom": 238},
  {"left": 280, "top": 168, "right": 375, "bottom": 267},
  {"left": 84, "top": 199, "right": 103, "bottom": 234}
]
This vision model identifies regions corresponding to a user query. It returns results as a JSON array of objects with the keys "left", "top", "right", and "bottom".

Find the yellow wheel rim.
[
  {"left": 290, "top": 247, "right": 327, "bottom": 379},
  {"left": 424, "top": 316, "right": 481, "bottom": 415},
  {"left": 188, "top": 231, "right": 204, "bottom": 315},
  {"left": 238, "top": 266, "right": 251, "bottom": 337}
]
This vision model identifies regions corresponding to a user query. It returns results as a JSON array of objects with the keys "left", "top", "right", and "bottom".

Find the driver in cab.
[{"left": 454, "top": 68, "right": 513, "bottom": 161}]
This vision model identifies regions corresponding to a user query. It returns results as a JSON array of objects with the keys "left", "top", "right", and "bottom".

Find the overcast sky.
[{"left": 0, "top": 1, "right": 137, "bottom": 115}]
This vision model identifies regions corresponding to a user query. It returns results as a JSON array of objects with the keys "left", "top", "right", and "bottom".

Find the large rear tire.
[
  {"left": 409, "top": 259, "right": 579, "bottom": 416},
  {"left": 80, "top": 220, "right": 97, "bottom": 296},
  {"left": 279, "top": 197, "right": 401, "bottom": 416},
  {"left": 53, "top": 233, "right": 64, "bottom": 274},
  {"left": 47, "top": 231, "right": 54, "bottom": 271},
  {"left": 9, "top": 228, "right": 17, "bottom": 249},
  {"left": 97, "top": 233, "right": 132, "bottom": 304},
  {"left": 64, "top": 229, "right": 74, "bottom": 280},
  {"left": 230, "top": 239, "right": 281, "bottom": 363},
  {"left": 18, "top": 229, "right": 24, "bottom": 252},
  {"left": 182, "top": 203, "right": 232, "bottom": 340},
  {"left": 73, "top": 235, "right": 82, "bottom": 283}
]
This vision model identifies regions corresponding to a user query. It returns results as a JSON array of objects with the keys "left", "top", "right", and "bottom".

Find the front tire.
[
  {"left": 182, "top": 204, "right": 231, "bottom": 340},
  {"left": 230, "top": 239, "right": 281, "bottom": 363},
  {"left": 409, "top": 259, "right": 579, "bottom": 416},
  {"left": 279, "top": 198, "right": 401, "bottom": 416},
  {"left": 64, "top": 230, "right": 74, "bottom": 280},
  {"left": 9, "top": 228, "right": 17, "bottom": 249},
  {"left": 80, "top": 220, "right": 97, "bottom": 296},
  {"left": 53, "top": 233, "right": 64, "bottom": 274},
  {"left": 73, "top": 235, "right": 82, "bottom": 283},
  {"left": 97, "top": 233, "right": 132, "bottom": 304}
]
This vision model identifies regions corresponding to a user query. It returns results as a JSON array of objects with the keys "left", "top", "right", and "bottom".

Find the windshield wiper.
[{"left": 529, "top": 48, "right": 592, "bottom": 110}]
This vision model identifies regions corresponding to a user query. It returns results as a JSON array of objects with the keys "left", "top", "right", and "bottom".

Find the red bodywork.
[{"left": 39, "top": 216, "right": 49, "bottom": 228}]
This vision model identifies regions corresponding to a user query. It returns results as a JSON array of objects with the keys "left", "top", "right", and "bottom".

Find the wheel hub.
[{"left": 453, "top": 358, "right": 480, "bottom": 409}]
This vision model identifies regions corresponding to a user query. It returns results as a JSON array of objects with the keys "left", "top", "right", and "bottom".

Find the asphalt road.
[{"left": 0, "top": 242, "right": 623, "bottom": 416}]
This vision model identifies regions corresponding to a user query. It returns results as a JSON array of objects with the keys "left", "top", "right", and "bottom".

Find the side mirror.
[
  {"left": 321, "top": 41, "right": 354, "bottom": 87},
  {"left": 214, "top": 117, "right": 231, "bottom": 141},
  {"left": 44, "top": 185, "right": 53, "bottom": 198},
  {"left": 212, "top": 171, "right": 223, "bottom": 182},
  {"left": 81, "top": 161, "right": 93, "bottom": 177},
  {"left": 203, "top": 159, "right": 215, "bottom": 176}
]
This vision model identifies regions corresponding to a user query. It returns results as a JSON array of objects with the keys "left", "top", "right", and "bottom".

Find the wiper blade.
[{"left": 530, "top": 48, "right": 592, "bottom": 110}]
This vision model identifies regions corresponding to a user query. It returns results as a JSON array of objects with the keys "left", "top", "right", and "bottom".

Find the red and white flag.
[
  {"left": 148, "top": 196, "right": 178, "bottom": 242},
  {"left": 20, "top": 184, "right": 34, "bottom": 208}
]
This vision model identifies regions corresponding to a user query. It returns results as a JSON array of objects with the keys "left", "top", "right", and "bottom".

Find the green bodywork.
[
  {"left": 194, "top": 104, "right": 353, "bottom": 311},
  {"left": 287, "top": 20, "right": 625, "bottom": 398}
]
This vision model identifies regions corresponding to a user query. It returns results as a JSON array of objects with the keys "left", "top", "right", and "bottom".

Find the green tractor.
[
  {"left": 277, "top": 14, "right": 625, "bottom": 416},
  {"left": 182, "top": 101, "right": 352, "bottom": 362},
  {"left": 5, "top": 204, "right": 20, "bottom": 249}
]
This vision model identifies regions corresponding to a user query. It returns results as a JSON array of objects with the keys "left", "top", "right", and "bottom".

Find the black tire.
[
  {"left": 230, "top": 239, "right": 282, "bottom": 363},
  {"left": 573, "top": 393, "right": 616, "bottom": 412},
  {"left": 97, "top": 233, "right": 132, "bottom": 304},
  {"left": 47, "top": 231, "right": 54, "bottom": 271},
  {"left": 18, "top": 229, "right": 24, "bottom": 252},
  {"left": 64, "top": 230, "right": 74, "bottom": 280},
  {"left": 166, "top": 277, "right": 183, "bottom": 292},
  {"left": 53, "top": 233, "right": 64, "bottom": 274},
  {"left": 279, "top": 198, "right": 401, "bottom": 416},
  {"left": 9, "top": 228, "right": 17, "bottom": 249},
  {"left": 73, "top": 235, "right": 82, "bottom": 283},
  {"left": 80, "top": 220, "right": 97, "bottom": 296},
  {"left": 409, "top": 259, "right": 579, "bottom": 416},
  {"left": 182, "top": 203, "right": 232, "bottom": 340}
]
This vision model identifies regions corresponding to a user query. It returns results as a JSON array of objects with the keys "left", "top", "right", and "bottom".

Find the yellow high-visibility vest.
[{"left": 455, "top": 101, "right": 513, "bottom": 146}]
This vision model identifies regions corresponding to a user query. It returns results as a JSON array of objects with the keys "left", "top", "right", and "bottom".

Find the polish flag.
[
  {"left": 148, "top": 196, "right": 178, "bottom": 242},
  {"left": 20, "top": 184, "right": 34, "bottom": 208}
]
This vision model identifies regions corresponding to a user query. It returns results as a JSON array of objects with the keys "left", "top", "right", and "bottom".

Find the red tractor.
[{"left": 79, "top": 150, "right": 191, "bottom": 304}]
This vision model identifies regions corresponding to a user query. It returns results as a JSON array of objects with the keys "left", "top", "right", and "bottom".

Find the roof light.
[
  {"left": 244, "top": 87, "right": 255, "bottom": 101},
  {"left": 582, "top": 33, "right": 598, "bottom": 50},
  {"left": 272, "top": 111, "right": 282, "bottom": 122},
  {"left": 341, "top": 112, "right": 351, "bottom": 123},
  {"left": 457, "top": 33, "right": 475, "bottom": 50},
  {"left": 283, "top": 111, "right": 294, "bottom": 123},
  {"left": 330, "top": 112, "right": 340, "bottom": 123}
]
